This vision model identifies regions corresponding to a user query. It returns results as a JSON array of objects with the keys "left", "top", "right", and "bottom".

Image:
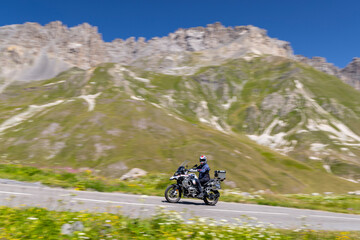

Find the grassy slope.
[
  {"left": 183, "top": 57, "right": 360, "bottom": 177},
  {"left": 0, "top": 61, "right": 359, "bottom": 193}
]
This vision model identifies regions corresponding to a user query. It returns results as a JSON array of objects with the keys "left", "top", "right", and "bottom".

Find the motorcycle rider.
[{"left": 195, "top": 155, "right": 210, "bottom": 198}]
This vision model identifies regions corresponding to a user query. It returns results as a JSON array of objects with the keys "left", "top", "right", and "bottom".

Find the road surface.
[{"left": 0, "top": 183, "right": 360, "bottom": 230}]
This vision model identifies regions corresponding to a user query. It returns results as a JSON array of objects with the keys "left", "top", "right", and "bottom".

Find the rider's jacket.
[{"left": 196, "top": 163, "right": 210, "bottom": 180}]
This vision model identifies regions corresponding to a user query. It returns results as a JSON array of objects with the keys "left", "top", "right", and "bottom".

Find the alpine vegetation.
[{"left": 0, "top": 22, "right": 360, "bottom": 193}]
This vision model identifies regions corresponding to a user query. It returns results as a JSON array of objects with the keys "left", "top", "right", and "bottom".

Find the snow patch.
[
  {"left": 340, "top": 142, "right": 360, "bottom": 147},
  {"left": 200, "top": 101, "right": 208, "bottom": 110},
  {"left": 163, "top": 95, "right": 175, "bottom": 106},
  {"left": 348, "top": 151, "right": 356, "bottom": 157},
  {"left": 133, "top": 76, "right": 150, "bottom": 83},
  {"left": 113, "top": 66, "right": 150, "bottom": 83},
  {"left": 310, "top": 143, "right": 327, "bottom": 152},
  {"left": 130, "top": 96, "right": 145, "bottom": 101},
  {"left": 247, "top": 118, "right": 294, "bottom": 153},
  {"left": 43, "top": 80, "right": 65, "bottom": 86},
  {"left": 309, "top": 156, "right": 322, "bottom": 160},
  {"left": 296, "top": 129, "right": 308, "bottom": 134},
  {"left": 78, "top": 92, "right": 101, "bottom": 111},
  {"left": 210, "top": 116, "right": 226, "bottom": 133},
  {"left": 150, "top": 102, "right": 162, "bottom": 108},
  {"left": 199, "top": 116, "right": 227, "bottom": 133},
  {"left": 295, "top": 80, "right": 328, "bottom": 116},
  {"left": 295, "top": 79, "right": 360, "bottom": 146},
  {"left": 167, "top": 113, "right": 185, "bottom": 122},
  {"left": 196, "top": 100, "right": 228, "bottom": 132},
  {"left": 307, "top": 119, "right": 360, "bottom": 143},
  {"left": 323, "top": 164, "right": 332, "bottom": 173},
  {"left": 0, "top": 100, "right": 64, "bottom": 134},
  {"left": 277, "top": 120, "right": 287, "bottom": 127},
  {"left": 339, "top": 177, "right": 359, "bottom": 183},
  {"left": 161, "top": 66, "right": 198, "bottom": 76},
  {"left": 234, "top": 150, "right": 242, "bottom": 154},
  {"left": 199, "top": 118, "right": 209, "bottom": 123},
  {"left": 339, "top": 148, "right": 356, "bottom": 156},
  {"left": 221, "top": 96, "right": 237, "bottom": 110}
]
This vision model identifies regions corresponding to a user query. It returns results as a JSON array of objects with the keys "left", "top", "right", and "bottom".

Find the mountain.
[
  {"left": 1, "top": 22, "right": 360, "bottom": 192},
  {"left": 1, "top": 21, "right": 359, "bottom": 90},
  {"left": 0, "top": 63, "right": 358, "bottom": 193}
]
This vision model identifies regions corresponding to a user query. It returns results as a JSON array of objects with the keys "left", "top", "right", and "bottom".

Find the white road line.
[
  {"left": 0, "top": 183, "right": 164, "bottom": 200},
  {"left": 205, "top": 208, "right": 289, "bottom": 216},
  {"left": 73, "top": 197, "right": 173, "bottom": 208},
  {"left": 0, "top": 191, "right": 32, "bottom": 196},
  {"left": 309, "top": 215, "right": 360, "bottom": 221}
]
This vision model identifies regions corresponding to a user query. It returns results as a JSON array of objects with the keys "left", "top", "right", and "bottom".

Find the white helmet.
[{"left": 199, "top": 155, "right": 207, "bottom": 164}]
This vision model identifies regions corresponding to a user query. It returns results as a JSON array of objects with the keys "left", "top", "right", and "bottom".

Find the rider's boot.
[{"left": 197, "top": 186, "right": 204, "bottom": 198}]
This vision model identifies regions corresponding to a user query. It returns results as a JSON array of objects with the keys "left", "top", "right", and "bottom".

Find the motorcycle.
[{"left": 164, "top": 161, "right": 226, "bottom": 206}]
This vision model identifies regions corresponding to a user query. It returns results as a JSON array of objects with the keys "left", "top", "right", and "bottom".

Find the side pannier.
[{"left": 214, "top": 170, "right": 226, "bottom": 181}]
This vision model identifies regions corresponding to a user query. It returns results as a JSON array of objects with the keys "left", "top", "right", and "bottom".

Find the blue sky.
[{"left": 1, "top": 0, "right": 359, "bottom": 68}]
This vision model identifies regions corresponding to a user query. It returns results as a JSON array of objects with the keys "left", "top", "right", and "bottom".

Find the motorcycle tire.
[
  {"left": 165, "top": 184, "right": 181, "bottom": 203},
  {"left": 203, "top": 190, "right": 220, "bottom": 206}
]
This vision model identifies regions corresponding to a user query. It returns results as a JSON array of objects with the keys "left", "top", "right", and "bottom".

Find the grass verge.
[{"left": 0, "top": 206, "right": 359, "bottom": 239}]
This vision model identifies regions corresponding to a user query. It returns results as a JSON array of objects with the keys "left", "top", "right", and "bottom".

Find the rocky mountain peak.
[
  {"left": 1, "top": 21, "right": 359, "bottom": 92},
  {"left": 295, "top": 55, "right": 341, "bottom": 77},
  {"left": 0, "top": 21, "right": 295, "bottom": 86},
  {"left": 294, "top": 55, "right": 360, "bottom": 90},
  {"left": 167, "top": 23, "right": 280, "bottom": 52},
  {"left": 341, "top": 57, "right": 360, "bottom": 90}
]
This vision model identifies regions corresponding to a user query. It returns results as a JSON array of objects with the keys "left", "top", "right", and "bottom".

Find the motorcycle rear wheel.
[
  {"left": 165, "top": 184, "right": 181, "bottom": 203},
  {"left": 204, "top": 190, "right": 220, "bottom": 206}
]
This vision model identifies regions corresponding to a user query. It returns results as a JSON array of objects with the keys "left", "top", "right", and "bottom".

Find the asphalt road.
[{"left": 0, "top": 183, "right": 360, "bottom": 231}]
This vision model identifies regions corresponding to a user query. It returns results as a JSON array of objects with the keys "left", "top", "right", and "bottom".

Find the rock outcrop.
[
  {"left": 1, "top": 21, "right": 359, "bottom": 91},
  {"left": 295, "top": 55, "right": 360, "bottom": 90},
  {"left": 106, "top": 23, "right": 293, "bottom": 66},
  {"left": 0, "top": 21, "right": 106, "bottom": 81},
  {"left": 295, "top": 55, "right": 341, "bottom": 77},
  {"left": 0, "top": 21, "right": 293, "bottom": 85},
  {"left": 120, "top": 168, "right": 147, "bottom": 180},
  {"left": 341, "top": 58, "right": 360, "bottom": 90}
]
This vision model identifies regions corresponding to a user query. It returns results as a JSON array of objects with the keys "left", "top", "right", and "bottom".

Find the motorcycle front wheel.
[
  {"left": 165, "top": 184, "right": 181, "bottom": 203},
  {"left": 204, "top": 190, "right": 220, "bottom": 206}
]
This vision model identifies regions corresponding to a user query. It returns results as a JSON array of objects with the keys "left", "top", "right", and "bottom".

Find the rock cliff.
[
  {"left": 0, "top": 21, "right": 359, "bottom": 91},
  {"left": 295, "top": 55, "right": 360, "bottom": 90},
  {"left": 295, "top": 55, "right": 341, "bottom": 77},
  {"left": 0, "top": 21, "right": 292, "bottom": 84},
  {"left": 341, "top": 58, "right": 360, "bottom": 90}
]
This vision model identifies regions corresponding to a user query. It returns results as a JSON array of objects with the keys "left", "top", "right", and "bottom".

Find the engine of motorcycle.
[
  {"left": 187, "top": 187, "right": 197, "bottom": 197},
  {"left": 182, "top": 178, "right": 192, "bottom": 188}
]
